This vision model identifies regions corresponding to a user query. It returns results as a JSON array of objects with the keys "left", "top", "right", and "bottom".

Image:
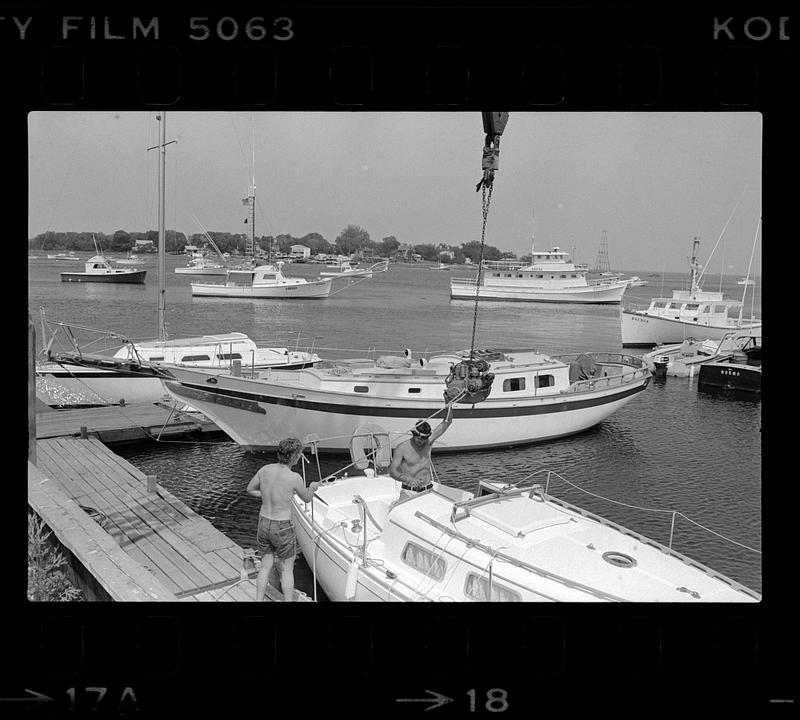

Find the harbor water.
[{"left": 29, "top": 255, "right": 762, "bottom": 598}]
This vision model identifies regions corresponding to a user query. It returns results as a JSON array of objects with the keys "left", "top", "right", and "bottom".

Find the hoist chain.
[{"left": 469, "top": 183, "right": 493, "bottom": 361}]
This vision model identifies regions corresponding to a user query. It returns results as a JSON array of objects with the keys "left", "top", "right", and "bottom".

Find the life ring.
[{"left": 444, "top": 358, "right": 495, "bottom": 404}]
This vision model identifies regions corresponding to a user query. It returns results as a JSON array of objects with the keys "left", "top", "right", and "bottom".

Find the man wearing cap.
[{"left": 389, "top": 404, "right": 453, "bottom": 502}]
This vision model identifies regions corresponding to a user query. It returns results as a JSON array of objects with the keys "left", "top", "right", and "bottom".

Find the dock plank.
[
  {"left": 34, "top": 436, "right": 267, "bottom": 601},
  {"left": 29, "top": 464, "right": 177, "bottom": 602},
  {"left": 68, "top": 440, "right": 243, "bottom": 584},
  {"left": 64, "top": 440, "right": 245, "bottom": 587},
  {"left": 37, "top": 437, "right": 248, "bottom": 596},
  {"left": 51, "top": 440, "right": 217, "bottom": 592},
  {"left": 35, "top": 402, "right": 215, "bottom": 443},
  {"left": 39, "top": 440, "right": 199, "bottom": 594}
]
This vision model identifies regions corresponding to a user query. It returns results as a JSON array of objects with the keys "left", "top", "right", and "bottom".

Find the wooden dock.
[
  {"left": 31, "top": 436, "right": 268, "bottom": 601},
  {"left": 35, "top": 402, "right": 220, "bottom": 445}
]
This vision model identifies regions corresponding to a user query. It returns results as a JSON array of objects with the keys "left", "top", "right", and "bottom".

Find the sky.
[{"left": 28, "top": 111, "right": 762, "bottom": 274}]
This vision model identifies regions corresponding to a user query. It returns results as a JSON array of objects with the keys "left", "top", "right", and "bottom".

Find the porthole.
[{"left": 602, "top": 551, "right": 637, "bottom": 568}]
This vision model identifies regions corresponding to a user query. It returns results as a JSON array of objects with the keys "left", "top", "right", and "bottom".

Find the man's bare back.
[{"left": 247, "top": 463, "right": 316, "bottom": 520}]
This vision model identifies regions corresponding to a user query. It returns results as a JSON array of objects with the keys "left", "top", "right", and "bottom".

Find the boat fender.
[
  {"left": 444, "top": 358, "right": 495, "bottom": 404},
  {"left": 345, "top": 559, "right": 359, "bottom": 600}
]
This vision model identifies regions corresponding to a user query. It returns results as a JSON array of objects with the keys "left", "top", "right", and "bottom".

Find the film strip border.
[
  {"left": 12, "top": 612, "right": 767, "bottom": 712},
  {"left": 1, "top": 9, "right": 792, "bottom": 108}
]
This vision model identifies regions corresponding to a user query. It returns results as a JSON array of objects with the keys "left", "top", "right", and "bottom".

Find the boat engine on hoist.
[{"left": 444, "top": 111, "right": 508, "bottom": 405}]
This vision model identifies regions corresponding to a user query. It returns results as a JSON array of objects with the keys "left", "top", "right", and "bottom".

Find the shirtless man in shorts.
[
  {"left": 246, "top": 437, "right": 320, "bottom": 601},
  {"left": 389, "top": 404, "right": 453, "bottom": 502}
]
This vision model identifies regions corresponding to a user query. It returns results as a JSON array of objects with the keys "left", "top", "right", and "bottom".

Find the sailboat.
[
  {"left": 189, "top": 174, "right": 332, "bottom": 299},
  {"left": 36, "top": 113, "right": 320, "bottom": 408}
]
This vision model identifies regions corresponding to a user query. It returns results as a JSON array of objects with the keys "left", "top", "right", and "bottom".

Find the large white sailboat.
[{"left": 160, "top": 347, "right": 650, "bottom": 452}]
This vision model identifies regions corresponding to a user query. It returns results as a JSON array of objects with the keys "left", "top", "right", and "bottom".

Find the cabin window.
[
  {"left": 217, "top": 353, "right": 243, "bottom": 361},
  {"left": 503, "top": 377, "right": 526, "bottom": 392},
  {"left": 262, "top": 274, "right": 276, "bottom": 281},
  {"left": 517, "top": 274, "right": 524, "bottom": 278},
  {"left": 353, "top": 386, "right": 370, "bottom": 393},
  {"left": 535, "top": 374, "right": 555, "bottom": 389},
  {"left": 401, "top": 542, "right": 446, "bottom": 581},
  {"left": 685, "top": 303, "right": 700, "bottom": 311},
  {"left": 407, "top": 388, "right": 421, "bottom": 394},
  {"left": 560, "top": 274, "right": 567, "bottom": 278},
  {"left": 464, "top": 573, "right": 522, "bottom": 602},
  {"left": 713, "top": 304, "right": 728, "bottom": 313},
  {"left": 667, "top": 302, "right": 682, "bottom": 310},
  {"left": 504, "top": 273, "right": 512, "bottom": 277},
  {"left": 181, "top": 354, "right": 211, "bottom": 362},
  {"left": 701, "top": 305, "right": 711, "bottom": 313},
  {"left": 653, "top": 301, "right": 666, "bottom": 309},
  {"left": 149, "top": 356, "right": 165, "bottom": 362},
  {"left": 492, "top": 273, "right": 501, "bottom": 278}
]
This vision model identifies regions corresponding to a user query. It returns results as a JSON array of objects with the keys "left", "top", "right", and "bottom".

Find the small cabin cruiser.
[{"left": 190, "top": 262, "right": 332, "bottom": 298}]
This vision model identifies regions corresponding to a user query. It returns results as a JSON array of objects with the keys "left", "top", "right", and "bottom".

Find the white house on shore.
[{"left": 290, "top": 244, "right": 311, "bottom": 260}]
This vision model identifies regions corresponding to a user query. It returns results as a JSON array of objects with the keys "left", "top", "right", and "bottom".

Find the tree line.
[{"left": 29, "top": 225, "right": 513, "bottom": 264}]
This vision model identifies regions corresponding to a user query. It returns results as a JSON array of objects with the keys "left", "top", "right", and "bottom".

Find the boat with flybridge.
[
  {"left": 450, "top": 246, "right": 628, "bottom": 304},
  {"left": 621, "top": 237, "right": 761, "bottom": 346}
]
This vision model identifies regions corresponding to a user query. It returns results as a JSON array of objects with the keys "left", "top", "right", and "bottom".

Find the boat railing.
[
  {"left": 500, "top": 469, "right": 761, "bottom": 599},
  {"left": 450, "top": 276, "right": 479, "bottom": 288},
  {"left": 351, "top": 494, "right": 384, "bottom": 557},
  {"left": 551, "top": 352, "right": 649, "bottom": 392},
  {"left": 39, "top": 309, "right": 142, "bottom": 363}
]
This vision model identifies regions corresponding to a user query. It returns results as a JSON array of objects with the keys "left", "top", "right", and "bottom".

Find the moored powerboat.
[
  {"left": 451, "top": 247, "right": 628, "bottom": 304},
  {"left": 190, "top": 262, "right": 332, "bottom": 298},
  {"left": 622, "top": 238, "right": 761, "bottom": 346}
]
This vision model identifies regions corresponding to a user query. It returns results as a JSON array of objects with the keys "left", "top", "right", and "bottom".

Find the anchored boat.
[
  {"left": 621, "top": 237, "right": 761, "bottom": 346},
  {"left": 190, "top": 262, "right": 333, "bottom": 298},
  {"left": 319, "top": 260, "right": 387, "bottom": 278},
  {"left": 60, "top": 255, "right": 146, "bottom": 284},
  {"left": 161, "top": 347, "right": 651, "bottom": 453},
  {"left": 450, "top": 247, "right": 628, "bottom": 304}
]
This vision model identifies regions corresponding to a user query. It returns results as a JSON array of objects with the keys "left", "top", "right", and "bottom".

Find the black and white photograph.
[{"left": 28, "top": 110, "right": 762, "bottom": 603}]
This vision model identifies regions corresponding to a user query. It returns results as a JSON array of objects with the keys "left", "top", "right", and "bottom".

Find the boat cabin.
[
  {"left": 644, "top": 297, "right": 746, "bottom": 327},
  {"left": 114, "top": 332, "right": 261, "bottom": 366},
  {"left": 84, "top": 255, "right": 114, "bottom": 271}
]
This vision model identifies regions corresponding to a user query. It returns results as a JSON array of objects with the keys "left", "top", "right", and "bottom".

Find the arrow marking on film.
[
  {"left": 395, "top": 689, "right": 453, "bottom": 711},
  {"left": 0, "top": 689, "right": 54, "bottom": 705}
]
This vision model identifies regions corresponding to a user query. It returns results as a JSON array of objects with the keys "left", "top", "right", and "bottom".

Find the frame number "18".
[{"left": 467, "top": 688, "right": 509, "bottom": 712}]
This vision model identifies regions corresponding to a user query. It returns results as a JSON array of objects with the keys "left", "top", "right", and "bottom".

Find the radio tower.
[{"left": 594, "top": 230, "right": 612, "bottom": 273}]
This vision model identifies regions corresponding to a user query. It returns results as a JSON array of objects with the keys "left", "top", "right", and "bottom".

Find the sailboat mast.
[
  {"left": 157, "top": 113, "right": 167, "bottom": 341},
  {"left": 689, "top": 236, "right": 701, "bottom": 295}
]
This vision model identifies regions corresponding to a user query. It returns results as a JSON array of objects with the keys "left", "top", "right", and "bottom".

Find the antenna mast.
[{"left": 594, "top": 230, "right": 611, "bottom": 273}]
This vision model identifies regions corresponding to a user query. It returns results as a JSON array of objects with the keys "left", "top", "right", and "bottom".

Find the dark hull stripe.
[
  {"left": 39, "top": 362, "right": 315, "bottom": 380},
  {"left": 60, "top": 271, "right": 147, "bottom": 284},
  {"left": 164, "top": 378, "right": 649, "bottom": 419}
]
